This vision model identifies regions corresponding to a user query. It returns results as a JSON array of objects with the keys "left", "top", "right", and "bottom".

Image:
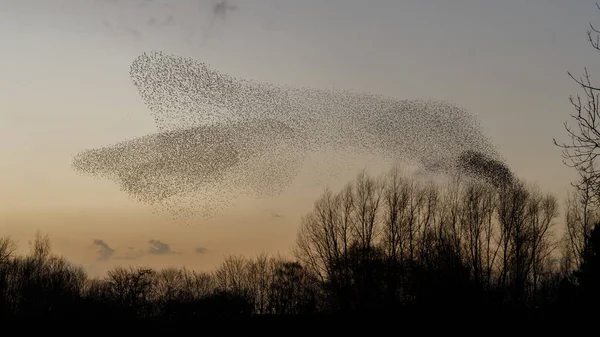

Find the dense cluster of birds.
[{"left": 72, "top": 51, "right": 512, "bottom": 221}]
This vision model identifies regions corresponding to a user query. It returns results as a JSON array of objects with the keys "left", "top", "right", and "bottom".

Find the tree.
[
  {"left": 246, "top": 253, "right": 274, "bottom": 314},
  {"left": 526, "top": 188, "right": 558, "bottom": 305},
  {"left": 214, "top": 254, "right": 249, "bottom": 297},
  {"left": 459, "top": 180, "right": 496, "bottom": 289},
  {"left": 294, "top": 186, "right": 354, "bottom": 287},
  {"left": 554, "top": 4, "right": 600, "bottom": 201},
  {"left": 269, "top": 260, "right": 318, "bottom": 315},
  {"left": 294, "top": 170, "right": 386, "bottom": 312},
  {"left": 0, "top": 236, "right": 16, "bottom": 264},
  {"left": 563, "top": 174, "right": 599, "bottom": 271},
  {"left": 574, "top": 222, "right": 600, "bottom": 312},
  {"left": 0, "top": 236, "right": 17, "bottom": 318},
  {"left": 106, "top": 266, "right": 156, "bottom": 318}
]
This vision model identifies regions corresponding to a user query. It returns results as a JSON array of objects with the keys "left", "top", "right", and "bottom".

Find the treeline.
[
  {"left": 296, "top": 169, "right": 577, "bottom": 312},
  {"left": 0, "top": 234, "right": 316, "bottom": 320},
  {"left": 1, "top": 168, "right": 599, "bottom": 321}
]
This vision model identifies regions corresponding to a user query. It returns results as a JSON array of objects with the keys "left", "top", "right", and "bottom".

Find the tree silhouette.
[
  {"left": 554, "top": 4, "right": 600, "bottom": 203},
  {"left": 574, "top": 222, "right": 600, "bottom": 311}
]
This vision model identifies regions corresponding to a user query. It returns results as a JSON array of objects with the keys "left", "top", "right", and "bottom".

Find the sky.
[{"left": 0, "top": 0, "right": 596, "bottom": 276}]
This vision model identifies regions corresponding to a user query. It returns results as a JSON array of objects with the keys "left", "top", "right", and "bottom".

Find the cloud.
[
  {"left": 93, "top": 239, "right": 146, "bottom": 260},
  {"left": 148, "top": 14, "right": 175, "bottom": 27},
  {"left": 148, "top": 239, "right": 176, "bottom": 255},
  {"left": 93, "top": 239, "right": 115, "bottom": 261},
  {"left": 120, "top": 26, "right": 143, "bottom": 40},
  {"left": 98, "top": 0, "right": 237, "bottom": 46},
  {"left": 213, "top": 1, "right": 237, "bottom": 20},
  {"left": 101, "top": 0, "right": 155, "bottom": 8},
  {"left": 263, "top": 209, "right": 284, "bottom": 219},
  {"left": 98, "top": 0, "right": 174, "bottom": 41},
  {"left": 195, "top": 247, "right": 208, "bottom": 254},
  {"left": 197, "top": 0, "right": 238, "bottom": 46}
]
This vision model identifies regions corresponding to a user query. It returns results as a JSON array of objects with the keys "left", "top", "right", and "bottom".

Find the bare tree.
[
  {"left": 0, "top": 236, "right": 17, "bottom": 317},
  {"left": 106, "top": 266, "right": 156, "bottom": 317},
  {"left": 563, "top": 174, "right": 599, "bottom": 272},
  {"left": 554, "top": 4, "right": 600, "bottom": 201},
  {"left": 459, "top": 180, "right": 495, "bottom": 287},
  {"left": 496, "top": 179, "right": 531, "bottom": 305},
  {"left": 294, "top": 186, "right": 353, "bottom": 284},
  {"left": 180, "top": 269, "right": 214, "bottom": 301},
  {"left": 380, "top": 167, "right": 410, "bottom": 301},
  {"left": 381, "top": 167, "right": 409, "bottom": 264},
  {"left": 526, "top": 188, "right": 559, "bottom": 304},
  {"left": 418, "top": 181, "right": 439, "bottom": 265},
  {"left": 29, "top": 231, "right": 51, "bottom": 262},
  {"left": 155, "top": 267, "right": 186, "bottom": 304},
  {"left": 352, "top": 170, "right": 383, "bottom": 254},
  {"left": 0, "top": 236, "right": 17, "bottom": 264},
  {"left": 269, "top": 258, "right": 318, "bottom": 315},
  {"left": 246, "top": 253, "right": 274, "bottom": 314},
  {"left": 439, "top": 174, "right": 464, "bottom": 268},
  {"left": 214, "top": 254, "right": 249, "bottom": 297},
  {"left": 404, "top": 178, "right": 426, "bottom": 264}
]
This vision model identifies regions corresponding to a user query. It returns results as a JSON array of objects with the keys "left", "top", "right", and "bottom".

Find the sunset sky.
[{"left": 0, "top": 0, "right": 596, "bottom": 276}]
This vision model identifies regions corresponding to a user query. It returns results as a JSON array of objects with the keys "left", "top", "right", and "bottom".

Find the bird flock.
[{"left": 72, "top": 51, "right": 511, "bottom": 221}]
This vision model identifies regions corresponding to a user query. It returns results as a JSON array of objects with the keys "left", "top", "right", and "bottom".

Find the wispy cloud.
[
  {"left": 93, "top": 239, "right": 115, "bottom": 261},
  {"left": 264, "top": 209, "right": 285, "bottom": 219},
  {"left": 195, "top": 247, "right": 208, "bottom": 254},
  {"left": 148, "top": 14, "right": 175, "bottom": 27},
  {"left": 213, "top": 1, "right": 237, "bottom": 20},
  {"left": 148, "top": 239, "right": 177, "bottom": 255},
  {"left": 98, "top": 0, "right": 238, "bottom": 46}
]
